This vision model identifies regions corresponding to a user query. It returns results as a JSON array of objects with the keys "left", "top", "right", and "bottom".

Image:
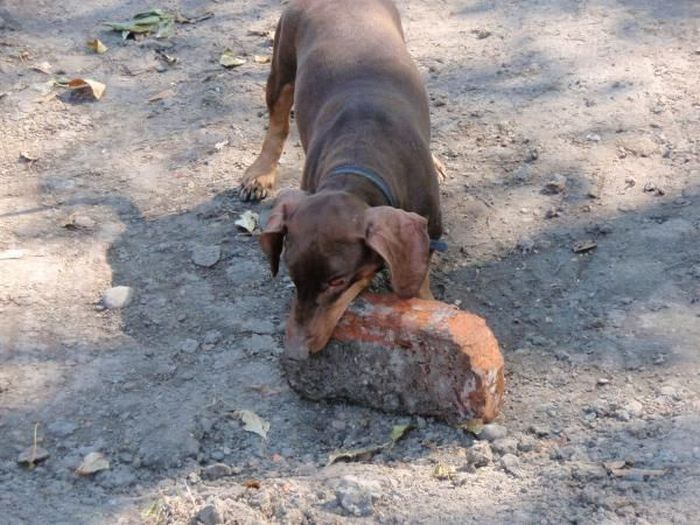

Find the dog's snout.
[{"left": 284, "top": 319, "right": 311, "bottom": 360}]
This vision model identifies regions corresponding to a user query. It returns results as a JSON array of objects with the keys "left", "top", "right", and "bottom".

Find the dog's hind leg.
[{"left": 240, "top": 16, "right": 297, "bottom": 202}]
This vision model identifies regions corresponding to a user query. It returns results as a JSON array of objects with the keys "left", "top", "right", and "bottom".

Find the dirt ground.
[{"left": 1, "top": 0, "right": 699, "bottom": 523}]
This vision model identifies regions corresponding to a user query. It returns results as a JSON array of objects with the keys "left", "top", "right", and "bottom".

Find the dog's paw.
[{"left": 239, "top": 168, "right": 277, "bottom": 202}]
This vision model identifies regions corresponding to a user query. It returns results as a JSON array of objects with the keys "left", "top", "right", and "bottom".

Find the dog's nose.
[{"left": 284, "top": 320, "right": 311, "bottom": 360}]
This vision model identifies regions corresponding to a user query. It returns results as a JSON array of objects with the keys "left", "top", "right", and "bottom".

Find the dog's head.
[{"left": 260, "top": 189, "right": 430, "bottom": 358}]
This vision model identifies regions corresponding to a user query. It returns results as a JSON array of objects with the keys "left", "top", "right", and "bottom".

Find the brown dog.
[{"left": 240, "top": 0, "right": 443, "bottom": 357}]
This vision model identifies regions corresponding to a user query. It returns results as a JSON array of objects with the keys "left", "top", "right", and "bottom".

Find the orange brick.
[{"left": 282, "top": 293, "right": 505, "bottom": 423}]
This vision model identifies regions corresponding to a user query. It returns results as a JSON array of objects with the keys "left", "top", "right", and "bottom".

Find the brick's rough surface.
[{"left": 282, "top": 294, "right": 505, "bottom": 423}]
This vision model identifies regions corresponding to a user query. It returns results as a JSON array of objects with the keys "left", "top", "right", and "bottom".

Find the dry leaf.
[
  {"left": 67, "top": 78, "right": 106, "bottom": 100},
  {"left": 459, "top": 418, "right": 484, "bottom": 436},
  {"left": 19, "top": 151, "right": 39, "bottom": 163},
  {"left": 432, "top": 463, "right": 455, "bottom": 480},
  {"left": 243, "top": 479, "right": 261, "bottom": 489},
  {"left": 573, "top": 240, "right": 597, "bottom": 253},
  {"left": 236, "top": 410, "right": 270, "bottom": 439},
  {"left": 328, "top": 444, "right": 386, "bottom": 465},
  {"left": 104, "top": 10, "right": 176, "bottom": 40},
  {"left": 31, "top": 61, "right": 52, "bottom": 75},
  {"left": 328, "top": 423, "right": 415, "bottom": 465},
  {"left": 17, "top": 446, "right": 49, "bottom": 467},
  {"left": 235, "top": 211, "right": 259, "bottom": 234},
  {"left": 87, "top": 39, "right": 108, "bottom": 54},
  {"left": 75, "top": 452, "right": 110, "bottom": 475},
  {"left": 148, "top": 88, "right": 176, "bottom": 102},
  {"left": 253, "top": 55, "right": 271, "bottom": 64},
  {"left": 390, "top": 424, "right": 413, "bottom": 444},
  {"left": 220, "top": 49, "right": 246, "bottom": 68}
]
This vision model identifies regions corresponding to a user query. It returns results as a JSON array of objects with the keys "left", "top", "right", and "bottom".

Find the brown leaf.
[
  {"left": 243, "top": 479, "right": 261, "bottom": 489},
  {"left": 75, "top": 452, "right": 110, "bottom": 475},
  {"left": 87, "top": 39, "right": 108, "bottom": 54},
  {"left": 67, "top": 78, "right": 106, "bottom": 100}
]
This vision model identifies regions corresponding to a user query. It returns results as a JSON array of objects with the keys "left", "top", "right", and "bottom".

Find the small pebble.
[
  {"left": 465, "top": 441, "right": 493, "bottom": 468},
  {"left": 624, "top": 399, "right": 644, "bottom": 417},
  {"left": 192, "top": 245, "right": 221, "bottom": 268},
  {"left": 659, "top": 385, "right": 678, "bottom": 398},
  {"left": 103, "top": 286, "right": 134, "bottom": 309},
  {"left": 491, "top": 438, "right": 518, "bottom": 456},
  {"left": 333, "top": 475, "right": 381, "bottom": 517},
  {"left": 201, "top": 463, "right": 232, "bottom": 481},
  {"left": 194, "top": 504, "right": 222, "bottom": 525},
  {"left": 500, "top": 454, "right": 521, "bottom": 477},
  {"left": 479, "top": 423, "right": 508, "bottom": 442},
  {"left": 528, "top": 424, "right": 550, "bottom": 438},
  {"left": 180, "top": 339, "right": 200, "bottom": 353},
  {"left": 543, "top": 174, "right": 567, "bottom": 194},
  {"left": 517, "top": 435, "right": 538, "bottom": 453}
]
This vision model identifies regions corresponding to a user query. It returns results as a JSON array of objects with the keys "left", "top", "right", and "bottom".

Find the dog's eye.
[{"left": 328, "top": 277, "right": 347, "bottom": 288}]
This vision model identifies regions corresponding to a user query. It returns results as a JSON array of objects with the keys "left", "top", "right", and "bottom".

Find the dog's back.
[{"left": 280, "top": 0, "right": 440, "bottom": 236}]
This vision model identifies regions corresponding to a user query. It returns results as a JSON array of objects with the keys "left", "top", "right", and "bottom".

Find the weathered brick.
[{"left": 282, "top": 294, "right": 505, "bottom": 423}]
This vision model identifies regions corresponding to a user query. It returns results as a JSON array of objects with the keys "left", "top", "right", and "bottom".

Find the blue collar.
[
  {"left": 327, "top": 164, "right": 447, "bottom": 253},
  {"left": 328, "top": 165, "right": 398, "bottom": 208}
]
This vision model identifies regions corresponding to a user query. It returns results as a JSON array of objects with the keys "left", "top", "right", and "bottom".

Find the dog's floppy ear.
[
  {"left": 364, "top": 206, "right": 430, "bottom": 298},
  {"left": 259, "top": 189, "right": 307, "bottom": 276}
]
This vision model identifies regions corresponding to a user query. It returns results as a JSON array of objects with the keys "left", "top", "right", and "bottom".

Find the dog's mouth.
[{"left": 284, "top": 276, "right": 373, "bottom": 359}]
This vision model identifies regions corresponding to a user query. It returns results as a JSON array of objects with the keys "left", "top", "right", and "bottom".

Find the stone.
[
  {"left": 333, "top": 475, "right": 382, "bottom": 517},
  {"left": 479, "top": 423, "right": 508, "bottom": 442},
  {"left": 491, "top": 437, "right": 518, "bottom": 456},
  {"left": 282, "top": 294, "right": 505, "bottom": 424},
  {"left": 465, "top": 441, "right": 493, "bottom": 468},
  {"left": 70, "top": 215, "right": 96, "bottom": 229},
  {"left": 659, "top": 385, "right": 678, "bottom": 398},
  {"left": 543, "top": 174, "right": 567, "bottom": 194},
  {"left": 180, "top": 339, "right": 200, "bottom": 353},
  {"left": 103, "top": 286, "right": 134, "bottom": 309},
  {"left": 623, "top": 399, "right": 644, "bottom": 418},
  {"left": 203, "top": 330, "right": 223, "bottom": 345},
  {"left": 500, "top": 453, "right": 521, "bottom": 477},
  {"left": 617, "top": 136, "right": 659, "bottom": 157},
  {"left": 201, "top": 463, "right": 232, "bottom": 480},
  {"left": 517, "top": 435, "right": 538, "bottom": 453},
  {"left": 192, "top": 245, "right": 221, "bottom": 268},
  {"left": 194, "top": 504, "right": 222, "bottom": 525}
]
